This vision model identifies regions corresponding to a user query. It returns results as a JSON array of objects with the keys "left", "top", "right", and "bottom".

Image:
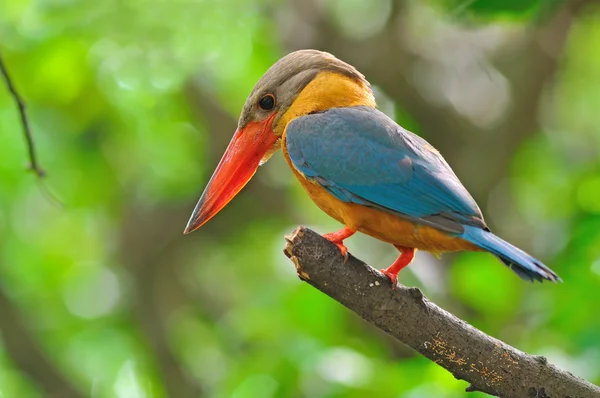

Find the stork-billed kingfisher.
[{"left": 184, "top": 49, "right": 560, "bottom": 286}]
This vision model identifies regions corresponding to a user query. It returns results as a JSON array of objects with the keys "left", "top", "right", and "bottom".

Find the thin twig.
[{"left": 0, "top": 53, "right": 45, "bottom": 178}]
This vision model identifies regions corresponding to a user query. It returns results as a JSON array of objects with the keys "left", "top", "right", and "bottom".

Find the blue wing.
[
  {"left": 285, "top": 106, "right": 485, "bottom": 234},
  {"left": 286, "top": 106, "right": 561, "bottom": 283}
]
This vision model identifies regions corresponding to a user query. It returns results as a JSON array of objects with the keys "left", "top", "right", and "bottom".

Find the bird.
[{"left": 183, "top": 49, "right": 560, "bottom": 286}]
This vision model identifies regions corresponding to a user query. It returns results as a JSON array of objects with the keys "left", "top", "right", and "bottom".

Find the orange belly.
[{"left": 282, "top": 140, "right": 480, "bottom": 255}]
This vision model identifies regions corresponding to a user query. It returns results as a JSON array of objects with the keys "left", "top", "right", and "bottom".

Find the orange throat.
[{"left": 278, "top": 71, "right": 478, "bottom": 255}]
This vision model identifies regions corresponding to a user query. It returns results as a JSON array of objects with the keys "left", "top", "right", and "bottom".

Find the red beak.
[{"left": 184, "top": 113, "right": 279, "bottom": 234}]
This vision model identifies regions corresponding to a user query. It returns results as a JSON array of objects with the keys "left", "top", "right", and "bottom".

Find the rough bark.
[{"left": 284, "top": 227, "right": 600, "bottom": 398}]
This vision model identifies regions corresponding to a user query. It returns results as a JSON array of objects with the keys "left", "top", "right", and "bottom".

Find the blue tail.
[{"left": 460, "top": 226, "right": 561, "bottom": 283}]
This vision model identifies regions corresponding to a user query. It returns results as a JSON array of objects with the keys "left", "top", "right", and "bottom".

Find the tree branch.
[
  {"left": 0, "top": 53, "right": 45, "bottom": 178},
  {"left": 0, "top": 287, "right": 84, "bottom": 398},
  {"left": 119, "top": 204, "right": 205, "bottom": 398},
  {"left": 284, "top": 227, "right": 600, "bottom": 398}
]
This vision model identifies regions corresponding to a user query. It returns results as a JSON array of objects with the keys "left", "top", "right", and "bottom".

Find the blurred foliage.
[
  {"left": 0, "top": 0, "right": 599, "bottom": 397},
  {"left": 436, "top": 0, "right": 565, "bottom": 21}
]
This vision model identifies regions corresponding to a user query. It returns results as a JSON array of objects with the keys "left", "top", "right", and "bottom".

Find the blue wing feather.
[
  {"left": 285, "top": 106, "right": 560, "bottom": 283},
  {"left": 286, "top": 106, "right": 484, "bottom": 232}
]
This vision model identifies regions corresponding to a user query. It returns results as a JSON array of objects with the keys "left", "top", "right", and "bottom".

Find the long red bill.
[{"left": 184, "top": 114, "right": 278, "bottom": 234}]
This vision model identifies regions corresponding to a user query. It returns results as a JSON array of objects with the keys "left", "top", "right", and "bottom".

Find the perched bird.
[{"left": 184, "top": 49, "right": 560, "bottom": 286}]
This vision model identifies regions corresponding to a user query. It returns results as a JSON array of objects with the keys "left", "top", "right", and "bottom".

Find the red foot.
[
  {"left": 381, "top": 246, "right": 416, "bottom": 288},
  {"left": 331, "top": 241, "right": 349, "bottom": 259},
  {"left": 323, "top": 226, "right": 357, "bottom": 262}
]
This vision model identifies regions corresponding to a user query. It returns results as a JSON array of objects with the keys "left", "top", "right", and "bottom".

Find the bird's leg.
[
  {"left": 381, "top": 246, "right": 416, "bottom": 288},
  {"left": 322, "top": 226, "right": 357, "bottom": 261}
]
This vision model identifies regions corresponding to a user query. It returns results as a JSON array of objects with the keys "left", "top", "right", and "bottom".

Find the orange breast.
[
  {"left": 281, "top": 135, "right": 479, "bottom": 255},
  {"left": 276, "top": 70, "right": 479, "bottom": 255}
]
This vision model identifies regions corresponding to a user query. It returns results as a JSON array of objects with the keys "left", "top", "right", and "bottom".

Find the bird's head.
[{"left": 184, "top": 49, "right": 375, "bottom": 233}]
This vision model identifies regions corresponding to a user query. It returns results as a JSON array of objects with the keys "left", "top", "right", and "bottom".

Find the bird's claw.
[
  {"left": 380, "top": 268, "right": 399, "bottom": 289},
  {"left": 322, "top": 227, "right": 355, "bottom": 264},
  {"left": 332, "top": 241, "right": 349, "bottom": 263},
  {"left": 323, "top": 238, "right": 349, "bottom": 263}
]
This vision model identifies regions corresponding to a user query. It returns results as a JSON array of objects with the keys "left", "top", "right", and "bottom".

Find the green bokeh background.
[{"left": 1, "top": 0, "right": 599, "bottom": 397}]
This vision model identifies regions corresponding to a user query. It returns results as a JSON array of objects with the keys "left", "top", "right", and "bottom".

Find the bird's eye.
[{"left": 258, "top": 94, "right": 275, "bottom": 111}]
